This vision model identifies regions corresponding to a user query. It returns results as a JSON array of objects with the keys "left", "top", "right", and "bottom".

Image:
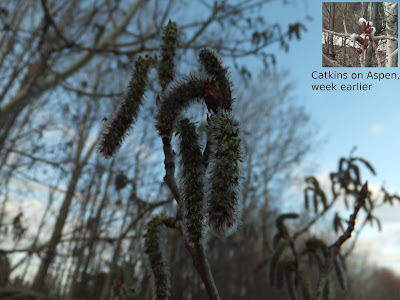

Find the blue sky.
[{"left": 256, "top": 0, "right": 400, "bottom": 273}]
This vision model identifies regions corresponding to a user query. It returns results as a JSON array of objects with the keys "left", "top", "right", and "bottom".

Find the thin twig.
[
  {"left": 360, "top": 47, "right": 365, "bottom": 67},
  {"left": 161, "top": 135, "right": 181, "bottom": 205},
  {"left": 342, "top": 11, "right": 348, "bottom": 35},
  {"left": 294, "top": 195, "right": 338, "bottom": 240},
  {"left": 57, "top": 81, "right": 124, "bottom": 98}
]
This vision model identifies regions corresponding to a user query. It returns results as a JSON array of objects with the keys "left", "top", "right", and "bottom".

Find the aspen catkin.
[
  {"left": 144, "top": 215, "right": 171, "bottom": 300},
  {"left": 207, "top": 110, "right": 242, "bottom": 236},
  {"left": 99, "top": 55, "right": 156, "bottom": 157},
  {"left": 178, "top": 119, "right": 206, "bottom": 245}
]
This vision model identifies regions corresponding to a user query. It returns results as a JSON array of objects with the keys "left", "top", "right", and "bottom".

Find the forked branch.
[{"left": 313, "top": 182, "right": 368, "bottom": 300}]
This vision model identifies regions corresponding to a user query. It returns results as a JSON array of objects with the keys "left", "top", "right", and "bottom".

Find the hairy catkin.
[
  {"left": 99, "top": 55, "right": 156, "bottom": 157},
  {"left": 198, "top": 48, "right": 233, "bottom": 110},
  {"left": 207, "top": 110, "right": 242, "bottom": 236},
  {"left": 158, "top": 20, "right": 179, "bottom": 91},
  {"left": 155, "top": 76, "right": 205, "bottom": 137},
  {"left": 144, "top": 215, "right": 171, "bottom": 300},
  {"left": 178, "top": 119, "right": 206, "bottom": 245},
  {"left": 198, "top": 48, "right": 230, "bottom": 90}
]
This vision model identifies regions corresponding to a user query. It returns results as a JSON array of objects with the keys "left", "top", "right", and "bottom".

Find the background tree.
[
  {"left": 365, "top": 3, "right": 379, "bottom": 67},
  {"left": 383, "top": 2, "right": 398, "bottom": 67}
]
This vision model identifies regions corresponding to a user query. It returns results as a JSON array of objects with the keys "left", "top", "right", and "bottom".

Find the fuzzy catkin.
[
  {"left": 155, "top": 76, "right": 205, "bottom": 137},
  {"left": 158, "top": 20, "right": 179, "bottom": 91},
  {"left": 207, "top": 110, "right": 242, "bottom": 236},
  {"left": 99, "top": 55, "right": 156, "bottom": 157},
  {"left": 198, "top": 48, "right": 230, "bottom": 87},
  {"left": 198, "top": 49, "right": 232, "bottom": 110},
  {"left": 178, "top": 119, "right": 206, "bottom": 245},
  {"left": 144, "top": 215, "right": 171, "bottom": 300}
]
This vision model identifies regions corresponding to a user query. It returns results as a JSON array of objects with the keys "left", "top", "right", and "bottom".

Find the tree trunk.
[
  {"left": 31, "top": 162, "right": 84, "bottom": 291},
  {"left": 328, "top": 3, "right": 336, "bottom": 58},
  {"left": 365, "top": 2, "right": 378, "bottom": 67},
  {"left": 31, "top": 137, "right": 97, "bottom": 291},
  {"left": 384, "top": 2, "right": 398, "bottom": 67}
]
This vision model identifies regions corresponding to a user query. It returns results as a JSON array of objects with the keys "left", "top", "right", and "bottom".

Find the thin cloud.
[
  {"left": 394, "top": 113, "right": 400, "bottom": 121},
  {"left": 369, "top": 123, "right": 385, "bottom": 135}
]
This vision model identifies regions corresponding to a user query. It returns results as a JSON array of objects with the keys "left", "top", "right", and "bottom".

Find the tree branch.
[
  {"left": 0, "top": 0, "right": 146, "bottom": 143},
  {"left": 186, "top": 242, "right": 221, "bottom": 300},
  {"left": 323, "top": 28, "right": 398, "bottom": 41},
  {"left": 313, "top": 182, "right": 368, "bottom": 300},
  {"left": 165, "top": 219, "right": 221, "bottom": 300},
  {"left": 161, "top": 135, "right": 181, "bottom": 205}
]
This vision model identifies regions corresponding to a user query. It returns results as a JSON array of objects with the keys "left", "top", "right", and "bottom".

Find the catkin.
[
  {"left": 207, "top": 110, "right": 242, "bottom": 236},
  {"left": 178, "top": 119, "right": 206, "bottom": 245},
  {"left": 144, "top": 215, "right": 171, "bottom": 300},
  {"left": 99, "top": 55, "right": 156, "bottom": 157}
]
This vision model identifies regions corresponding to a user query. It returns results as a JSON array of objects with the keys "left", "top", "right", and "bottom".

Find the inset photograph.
[{"left": 322, "top": 2, "right": 398, "bottom": 67}]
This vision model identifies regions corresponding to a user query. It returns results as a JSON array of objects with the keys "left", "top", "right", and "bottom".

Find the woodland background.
[{"left": 0, "top": 0, "right": 399, "bottom": 299}]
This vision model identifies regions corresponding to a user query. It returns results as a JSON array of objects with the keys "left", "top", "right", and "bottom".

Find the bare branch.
[
  {"left": 313, "top": 182, "right": 368, "bottom": 300},
  {"left": 323, "top": 28, "right": 398, "bottom": 41},
  {"left": 164, "top": 219, "right": 221, "bottom": 300},
  {"left": 161, "top": 136, "right": 181, "bottom": 205}
]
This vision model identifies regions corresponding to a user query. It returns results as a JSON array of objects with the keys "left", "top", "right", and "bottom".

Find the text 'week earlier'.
[{"left": 311, "top": 83, "right": 372, "bottom": 91}]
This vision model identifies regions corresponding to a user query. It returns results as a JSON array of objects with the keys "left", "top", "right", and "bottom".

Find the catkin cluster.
[{"left": 98, "top": 20, "right": 244, "bottom": 298}]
